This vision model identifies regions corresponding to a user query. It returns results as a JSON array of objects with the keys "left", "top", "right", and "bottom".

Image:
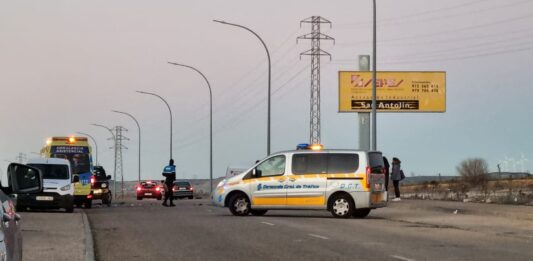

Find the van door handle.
[{"left": 289, "top": 178, "right": 296, "bottom": 182}]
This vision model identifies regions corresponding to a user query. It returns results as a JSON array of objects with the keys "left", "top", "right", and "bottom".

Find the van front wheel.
[
  {"left": 329, "top": 194, "right": 354, "bottom": 218},
  {"left": 229, "top": 193, "right": 250, "bottom": 216}
]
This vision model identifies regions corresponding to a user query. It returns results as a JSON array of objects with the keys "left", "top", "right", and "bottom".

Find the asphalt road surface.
[{"left": 86, "top": 199, "right": 533, "bottom": 261}]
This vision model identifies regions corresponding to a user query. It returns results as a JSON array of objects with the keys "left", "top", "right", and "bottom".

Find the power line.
[
  {"left": 336, "top": 0, "right": 490, "bottom": 27},
  {"left": 338, "top": 13, "right": 533, "bottom": 46},
  {"left": 175, "top": 64, "right": 311, "bottom": 151},
  {"left": 379, "top": 46, "right": 533, "bottom": 65}
]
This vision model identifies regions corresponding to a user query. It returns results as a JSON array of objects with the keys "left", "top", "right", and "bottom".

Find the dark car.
[
  {"left": 136, "top": 181, "right": 162, "bottom": 200},
  {"left": 91, "top": 166, "right": 112, "bottom": 206},
  {"left": 172, "top": 181, "right": 194, "bottom": 199},
  {"left": 0, "top": 163, "right": 43, "bottom": 261}
]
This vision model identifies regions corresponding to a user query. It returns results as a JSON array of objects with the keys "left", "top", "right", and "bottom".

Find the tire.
[
  {"left": 157, "top": 196, "right": 162, "bottom": 200},
  {"left": 250, "top": 209, "right": 268, "bottom": 216},
  {"left": 102, "top": 192, "right": 112, "bottom": 206},
  {"left": 352, "top": 208, "right": 371, "bottom": 218},
  {"left": 85, "top": 200, "right": 92, "bottom": 209},
  {"left": 188, "top": 196, "right": 194, "bottom": 200},
  {"left": 228, "top": 193, "right": 250, "bottom": 216},
  {"left": 329, "top": 193, "right": 355, "bottom": 218},
  {"left": 137, "top": 197, "right": 142, "bottom": 200}
]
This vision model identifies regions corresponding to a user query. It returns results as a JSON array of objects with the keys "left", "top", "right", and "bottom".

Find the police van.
[
  {"left": 213, "top": 144, "right": 387, "bottom": 218},
  {"left": 18, "top": 158, "right": 77, "bottom": 213}
]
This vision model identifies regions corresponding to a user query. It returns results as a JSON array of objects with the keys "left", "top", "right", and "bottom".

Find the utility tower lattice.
[
  {"left": 16, "top": 153, "right": 27, "bottom": 163},
  {"left": 297, "top": 16, "right": 334, "bottom": 144},
  {"left": 112, "top": 126, "right": 128, "bottom": 199}
]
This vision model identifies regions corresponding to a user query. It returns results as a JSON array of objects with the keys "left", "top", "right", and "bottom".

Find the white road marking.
[
  {"left": 260, "top": 222, "right": 275, "bottom": 226},
  {"left": 391, "top": 255, "right": 415, "bottom": 261},
  {"left": 308, "top": 234, "right": 329, "bottom": 240}
]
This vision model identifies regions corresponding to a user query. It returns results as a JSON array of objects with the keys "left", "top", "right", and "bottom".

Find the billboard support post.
[{"left": 358, "top": 55, "right": 371, "bottom": 151}]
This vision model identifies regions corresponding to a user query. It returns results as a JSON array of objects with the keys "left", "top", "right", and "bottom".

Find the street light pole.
[
  {"left": 112, "top": 110, "right": 142, "bottom": 184},
  {"left": 213, "top": 19, "right": 271, "bottom": 156},
  {"left": 136, "top": 91, "right": 173, "bottom": 160},
  {"left": 371, "top": 0, "right": 378, "bottom": 151},
  {"left": 76, "top": 131, "right": 98, "bottom": 166},
  {"left": 91, "top": 123, "right": 117, "bottom": 200},
  {"left": 167, "top": 61, "right": 213, "bottom": 192}
]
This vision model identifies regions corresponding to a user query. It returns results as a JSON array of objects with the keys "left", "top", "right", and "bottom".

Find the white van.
[
  {"left": 213, "top": 146, "right": 387, "bottom": 218},
  {"left": 18, "top": 158, "right": 76, "bottom": 213}
]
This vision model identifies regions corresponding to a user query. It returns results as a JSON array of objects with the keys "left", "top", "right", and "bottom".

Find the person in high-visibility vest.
[{"left": 162, "top": 159, "right": 176, "bottom": 207}]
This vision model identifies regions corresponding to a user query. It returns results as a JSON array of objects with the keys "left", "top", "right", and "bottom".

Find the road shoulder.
[{"left": 20, "top": 210, "right": 87, "bottom": 261}]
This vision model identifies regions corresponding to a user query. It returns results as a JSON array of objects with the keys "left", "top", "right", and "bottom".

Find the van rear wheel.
[
  {"left": 228, "top": 193, "right": 250, "bottom": 216},
  {"left": 329, "top": 194, "right": 354, "bottom": 218},
  {"left": 352, "top": 208, "right": 371, "bottom": 218}
]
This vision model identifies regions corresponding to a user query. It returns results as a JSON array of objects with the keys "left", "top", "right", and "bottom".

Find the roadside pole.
[{"left": 358, "top": 55, "right": 371, "bottom": 151}]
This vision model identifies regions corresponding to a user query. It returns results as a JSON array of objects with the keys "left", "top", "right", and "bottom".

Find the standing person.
[
  {"left": 383, "top": 156, "right": 390, "bottom": 192},
  {"left": 162, "top": 159, "right": 176, "bottom": 207},
  {"left": 391, "top": 157, "right": 403, "bottom": 201}
]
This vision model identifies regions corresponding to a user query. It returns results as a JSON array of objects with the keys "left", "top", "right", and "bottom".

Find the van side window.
[
  {"left": 328, "top": 154, "right": 359, "bottom": 173},
  {"left": 292, "top": 153, "right": 359, "bottom": 174},
  {"left": 256, "top": 155, "right": 286, "bottom": 177},
  {"left": 292, "top": 154, "right": 327, "bottom": 174}
]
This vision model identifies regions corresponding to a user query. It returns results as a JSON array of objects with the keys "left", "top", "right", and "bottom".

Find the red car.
[{"left": 136, "top": 181, "right": 162, "bottom": 200}]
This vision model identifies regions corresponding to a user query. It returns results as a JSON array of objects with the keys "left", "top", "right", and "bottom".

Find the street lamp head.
[
  {"left": 213, "top": 19, "right": 226, "bottom": 24},
  {"left": 136, "top": 90, "right": 146, "bottom": 94}
]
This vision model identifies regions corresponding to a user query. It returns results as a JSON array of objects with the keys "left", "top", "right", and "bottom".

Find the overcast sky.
[{"left": 1, "top": 0, "right": 532, "bottom": 181}]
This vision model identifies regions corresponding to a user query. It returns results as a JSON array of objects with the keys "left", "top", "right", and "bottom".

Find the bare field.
[{"left": 400, "top": 178, "right": 533, "bottom": 205}]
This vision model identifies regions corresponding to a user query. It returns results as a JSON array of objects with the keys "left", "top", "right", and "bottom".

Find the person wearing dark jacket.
[
  {"left": 162, "top": 159, "right": 176, "bottom": 207},
  {"left": 383, "top": 156, "right": 390, "bottom": 192},
  {"left": 391, "top": 157, "right": 403, "bottom": 201}
]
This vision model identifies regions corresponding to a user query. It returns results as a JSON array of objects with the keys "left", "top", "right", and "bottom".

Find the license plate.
[
  {"left": 145, "top": 193, "right": 152, "bottom": 196},
  {"left": 94, "top": 189, "right": 103, "bottom": 194},
  {"left": 179, "top": 188, "right": 186, "bottom": 190},
  {"left": 36, "top": 196, "right": 54, "bottom": 201}
]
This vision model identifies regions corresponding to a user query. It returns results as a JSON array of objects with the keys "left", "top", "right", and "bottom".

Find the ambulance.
[{"left": 213, "top": 144, "right": 387, "bottom": 218}]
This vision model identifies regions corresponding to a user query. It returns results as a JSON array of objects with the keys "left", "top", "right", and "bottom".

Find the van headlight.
[
  {"left": 60, "top": 184, "right": 71, "bottom": 191},
  {"left": 217, "top": 179, "right": 226, "bottom": 188}
]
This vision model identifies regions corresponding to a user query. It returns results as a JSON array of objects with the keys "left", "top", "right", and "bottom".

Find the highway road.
[{"left": 86, "top": 199, "right": 533, "bottom": 261}]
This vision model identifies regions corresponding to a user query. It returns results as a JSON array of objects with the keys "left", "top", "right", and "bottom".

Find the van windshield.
[
  {"left": 28, "top": 164, "right": 69, "bottom": 180},
  {"left": 51, "top": 153, "right": 90, "bottom": 174}
]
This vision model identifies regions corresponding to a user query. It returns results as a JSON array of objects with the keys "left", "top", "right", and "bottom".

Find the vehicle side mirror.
[
  {"left": 72, "top": 176, "right": 80, "bottom": 183},
  {"left": 252, "top": 168, "right": 261, "bottom": 177},
  {"left": 106, "top": 175, "right": 111, "bottom": 180},
  {"left": 7, "top": 163, "right": 43, "bottom": 194}
]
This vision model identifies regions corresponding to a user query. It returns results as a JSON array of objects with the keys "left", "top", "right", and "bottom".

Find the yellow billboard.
[{"left": 339, "top": 71, "right": 446, "bottom": 112}]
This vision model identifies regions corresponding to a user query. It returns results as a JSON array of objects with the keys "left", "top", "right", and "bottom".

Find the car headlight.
[
  {"left": 60, "top": 184, "right": 71, "bottom": 191},
  {"left": 217, "top": 179, "right": 226, "bottom": 188},
  {"left": 101, "top": 183, "right": 107, "bottom": 188}
]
